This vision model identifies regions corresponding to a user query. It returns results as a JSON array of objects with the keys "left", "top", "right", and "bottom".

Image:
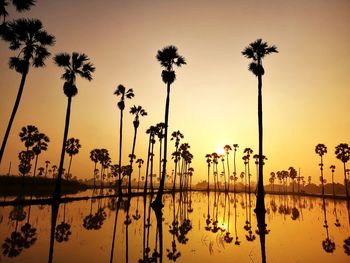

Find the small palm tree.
[
  {"left": 53, "top": 52, "right": 95, "bottom": 199},
  {"left": 171, "top": 130, "right": 184, "bottom": 191},
  {"left": 114, "top": 84, "right": 134, "bottom": 196},
  {"left": 242, "top": 39, "right": 278, "bottom": 214},
  {"left": 0, "top": 19, "right": 55, "bottom": 164},
  {"left": 44, "top": 160, "right": 50, "bottom": 177},
  {"left": 65, "top": 138, "right": 81, "bottom": 180},
  {"left": 329, "top": 165, "right": 336, "bottom": 197},
  {"left": 90, "top": 149, "right": 101, "bottom": 188},
  {"left": 224, "top": 145, "right": 232, "bottom": 192},
  {"left": 232, "top": 144, "right": 239, "bottom": 192},
  {"left": 136, "top": 158, "right": 144, "bottom": 191},
  {"left": 288, "top": 167, "right": 297, "bottom": 194},
  {"left": 32, "top": 132, "right": 49, "bottom": 179},
  {"left": 335, "top": 143, "right": 349, "bottom": 200},
  {"left": 52, "top": 164, "right": 58, "bottom": 178},
  {"left": 128, "top": 105, "right": 147, "bottom": 195},
  {"left": 153, "top": 45, "right": 186, "bottom": 208},
  {"left": 315, "top": 144, "right": 327, "bottom": 196}
]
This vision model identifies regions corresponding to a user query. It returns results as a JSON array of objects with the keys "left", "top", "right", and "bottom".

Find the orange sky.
[{"left": 0, "top": 0, "right": 349, "bottom": 184}]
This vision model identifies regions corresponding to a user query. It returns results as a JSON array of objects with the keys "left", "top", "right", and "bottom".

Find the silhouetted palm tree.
[
  {"left": 288, "top": 166, "right": 297, "bottom": 194},
  {"left": 0, "top": 19, "right": 55, "bottom": 164},
  {"left": 0, "top": 0, "right": 35, "bottom": 23},
  {"left": 224, "top": 145, "right": 232, "bottom": 192},
  {"left": 32, "top": 132, "right": 49, "bottom": 179},
  {"left": 128, "top": 105, "right": 147, "bottom": 195},
  {"left": 205, "top": 154, "right": 212, "bottom": 192},
  {"left": 242, "top": 39, "right": 278, "bottom": 214},
  {"left": 53, "top": 52, "right": 94, "bottom": 199},
  {"left": 44, "top": 160, "right": 50, "bottom": 177},
  {"left": 171, "top": 130, "right": 184, "bottom": 191},
  {"left": 153, "top": 45, "right": 186, "bottom": 208},
  {"left": 18, "top": 125, "right": 38, "bottom": 176},
  {"left": 315, "top": 144, "right": 327, "bottom": 195},
  {"left": 232, "top": 144, "right": 239, "bottom": 192},
  {"left": 114, "top": 84, "right": 134, "bottom": 196},
  {"left": 90, "top": 149, "right": 100, "bottom": 188},
  {"left": 65, "top": 137, "right": 81, "bottom": 180},
  {"left": 335, "top": 143, "right": 349, "bottom": 200},
  {"left": 330, "top": 165, "right": 336, "bottom": 198}
]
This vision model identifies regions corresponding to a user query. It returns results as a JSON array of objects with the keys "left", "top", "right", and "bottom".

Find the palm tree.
[
  {"left": 171, "top": 130, "right": 184, "bottom": 191},
  {"left": 65, "top": 138, "right": 81, "bottom": 180},
  {"left": 114, "top": 84, "right": 134, "bottom": 196},
  {"left": 32, "top": 132, "right": 49, "bottom": 179},
  {"left": 44, "top": 160, "right": 50, "bottom": 178},
  {"left": 288, "top": 167, "right": 297, "bottom": 194},
  {"left": 53, "top": 52, "right": 95, "bottom": 199},
  {"left": 205, "top": 154, "right": 212, "bottom": 192},
  {"left": 232, "top": 144, "right": 239, "bottom": 192},
  {"left": 335, "top": 143, "right": 349, "bottom": 200},
  {"left": 224, "top": 145, "right": 232, "bottom": 192},
  {"left": 0, "top": 19, "right": 55, "bottom": 164},
  {"left": 19, "top": 125, "right": 38, "bottom": 176},
  {"left": 153, "top": 45, "right": 186, "bottom": 208},
  {"left": 155, "top": 122, "right": 165, "bottom": 190},
  {"left": 315, "top": 144, "right": 327, "bottom": 196},
  {"left": 243, "top": 148, "right": 253, "bottom": 193},
  {"left": 128, "top": 105, "right": 147, "bottom": 195},
  {"left": 0, "top": 0, "right": 36, "bottom": 24},
  {"left": 329, "top": 165, "right": 336, "bottom": 198},
  {"left": 52, "top": 164, "right": 57, "bottom": 178},
  {"left": 242, "top": 39, "right": 278, "bottom": 214},
  {"left": 136, "top": 158, "right": 144, "bottom": 191},
  {"left": 90, "top": 149, "right": 100, "bottom": 188}
]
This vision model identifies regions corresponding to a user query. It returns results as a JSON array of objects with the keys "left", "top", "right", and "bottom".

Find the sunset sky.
[{"left": 0, "top": 0, "right": 349, "bottom": 184}]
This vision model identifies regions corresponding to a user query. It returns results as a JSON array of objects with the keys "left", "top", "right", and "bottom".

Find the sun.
[{"left": 216, "top": 146, "right": 225, "bottom": 155}]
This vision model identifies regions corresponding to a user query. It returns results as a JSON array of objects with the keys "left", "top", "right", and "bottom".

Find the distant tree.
[
  {"left": 288, "top": 167, "right": 297, "bottom": 194},
  {"left": 44, "top": 160, "right": 50, "bottom": 177},
  {"left": 315, "top": 144, "right": 327, "bottom": 196},
  {"left": 329, "top": 165, "right": 336, "bottom": 197},
  {"left": 0, "top": 19, "right": 55, "bottom": 164},
  {"left": 224, "top": 145, "right": 232, "bottom": 192},
  {"left": 269, "top": 172, "right": 275, "bottom": 192},
  {"left": 171, "top": 130, "right": 184, "bottom": 191},
  {"left": 90, "top": 149, "right": 100, "bottom": 188},
  {"left": 128, "top": 105, "right": 147, "bottom": 195},
  {"left": 335, "top": 143, "right": 349, "bottom": 200},
  {"left": 65, "top": 138, "right": 81, "bottom": 181},
  {"left": 114, "top": 84, "right": 134, "bottom": 196},
  {"left": 136, "top": 158, "right": 144, "bottom": 190},
  {"left": 153, "top": 45, "right": 186, "bottom": 209},
  {"left": 38, "top": 166, "right": 45, "bottom": 176},
  {"left": 232, "top": 144, "right": 239, "bottom": 192},
  {"left": 32, "top": 132, "right": 50, "bottom": 178},
  {"left": 242, "top": 38, "right": 278, "bottom": 214},
  {"left": 53, "top": 52, "right": 94, "bottom": 199}
]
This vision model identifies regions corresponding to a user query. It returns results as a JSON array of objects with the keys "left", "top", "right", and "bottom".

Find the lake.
[{"left": 0, "top": 190, "right": 349, "bottom": 263}]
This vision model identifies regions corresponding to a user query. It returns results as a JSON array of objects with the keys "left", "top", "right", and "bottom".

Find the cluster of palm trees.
[
  {"left": 268, "top": 167, "right": 300, "bottom": 194},
  {"left": 315, "top": 143, "right": 350, "bottom": 200}
]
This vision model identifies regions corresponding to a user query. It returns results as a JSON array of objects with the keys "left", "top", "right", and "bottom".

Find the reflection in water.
[{"left": 0, "top": 191, "right": 349, "bottom": 263}]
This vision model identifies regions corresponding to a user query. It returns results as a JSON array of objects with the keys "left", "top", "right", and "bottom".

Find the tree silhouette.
[
  {"left": 44, "top": 160, "right": 50, "bottom": 177},
  {"left": 329, "top": 165, "right": 336, "bottom": 198},
  {"left": 288, "top": 167, "right": 297, "bottom": 194},
  {"left": 0, "top": 0, "right": 36, "bottom": 24},
  {"left": 64, "top": 137, "right": 81, "bottom": 180},
  {"left": 128, "top": 105, "right": 147, "bottom": 195},
  {"left": 32, "top": 132, "right": 49, "bottom": 179},
  {"left": 153, "top": 45, "right": 186, "bottom": 209},
  {"left": 335, "top": 143, "right": 349, "bottom": 200},
  {"left": 53, "top": 52, "right": 94, "bottom": 199},
  {"left": 242, "top": 38, "right": 278, "bottom": 214},
  {"left": 224, "top": 145, "right": 232, "bottom": 192},
  {"left": 171, "top": 130, "right": 184, "bottom": 191},
  {"left": 0, "top": 19, "right": 54, "bottom": 164},
  {"left": 90, "top": 149, "right": 100, "bottom": 188},
  {"left": 114, "top": 84, "right": 134, "bottom": 196}
]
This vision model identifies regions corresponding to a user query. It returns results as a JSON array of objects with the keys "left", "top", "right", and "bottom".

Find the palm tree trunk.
[
  {"left": 256, "top": 71, "right": 265, "bottom": 215},
  {"left": 143, "top": 134, "right": 152, "bottom": 194},
  {"left": 0, "top": 69, "right": 29, "bottom": 164},
  {"left": 153, "top": 83, "right": 170, "bottom": 207},
  {"left": 54, "top": 96, "right": 72, "bottom": 200},
  {"left": 128, "top": 126, "right": 138, "bottom": 195},
  {"left": 118, "top": 109, "right": 124, "bottom": 197},
  {"left": 343, "top": 162, "right": 349, "bottom": 199},
  {"left": 67, "top": 155, "right": 73, "bottom": 180}
]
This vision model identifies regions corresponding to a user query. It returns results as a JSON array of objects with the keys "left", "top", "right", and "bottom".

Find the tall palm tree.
[
  {"left": 153, "top": 45, "right": 186, "bottom": 208},
  {"left": 90, "top": 149, "right": 101, "bottom": 188},
  {"left": 114, "top": 84, "right": 134, "bottom": 196},
  {"left": 32, "top": 132, "right": 49, "bottom": 179},
  {"left": 155, "top": 122, "right": 165, "bottom": 190},
  {"left": 171, "top": 130, "right": 184, "bottom": 191},
  {"left": 242, "top": 39, "right": 278, "bottom": 214},
  {"left": 53, "top": 52, "right": 95, "bottom": 199},
  {"left": 205, "top": 154, "right": 212, "bottom": 192},
  {"left": 128, "top": 105, "right": 147, "bottom": 195},
  {"left": 232, "top": 144, "right": 239, "bottom": 192},
  {"left": 335, "top": 143, "right": 349, "bottom": 200},
  {"left": 0, "top": 0, "right": 36, "bottom": 24},
  {"left": 315, "top": 144, "right": 327, "bottom": 196},
  {"left": 224, "top": 145, "right": 232, "bottom": 192},
  {"left": 329, "top": 165, "right": 336, "bottom": 198},
  {"left": 0, "top": 19, "right": 55, "bottom": 164},
  {"left": 65, "top": 137, "right": 81, "bottom": 180}
]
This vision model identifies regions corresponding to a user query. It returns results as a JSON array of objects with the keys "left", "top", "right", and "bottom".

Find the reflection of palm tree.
[
  {"left": 65, "top": 137, "right": 81, "bottom": 180},
  {"left": 153, "top": 45, "right": 186, "bottom": 208},
  {"left": 321, "top": 196, "right": 335, "bottom": 253},
  {"left": 335, "top": 143, "right": 349, "bottom": 200},
  {"left": 242, "top": 39, "right": 278, "bottom": 214},
  {"left": 53, "top": 52, "right": 95, "bottom": 199},
  {"left": 114, "top": 84, "right": 134, "bottom": 196},
  {"left": 0, "top": 19, "right": 55, "bottom": 164}
]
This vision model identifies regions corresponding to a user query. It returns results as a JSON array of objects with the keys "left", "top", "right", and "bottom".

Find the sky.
[{"left": 0, "top": 0, "right": 349, "bottom": 185}]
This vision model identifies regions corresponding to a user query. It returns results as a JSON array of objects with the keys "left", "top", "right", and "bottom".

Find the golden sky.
[{"left": 0, "top": 0, "right": 349, "bottom": 184}]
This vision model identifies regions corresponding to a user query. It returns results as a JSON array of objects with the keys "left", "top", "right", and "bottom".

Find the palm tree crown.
[
  {"left": 130, "top": 105, "right": 147, "bottom": 128},
  {"left": 1, "top": 18, "right": 55, "bottom": 73},
  {"left": 242, "top": 38, "right": 278, "bottom": 76},
  {"left": 65, "top": 138, "right": 81, "bottom": 157},
  {"left": 54, "top": 52, "right": 95, "bottom": 97},
  {"left": 114, "top": 84, "right": 134, "bottom": 110},
  {"left": 1, "top": 0, "right": 36, "bottom": 22},
  {"left": 315, "top": 144, "right": 327, "bottom": 157},
  {"left": 335, "top": 143, "right": 349, "bottom": 163}
]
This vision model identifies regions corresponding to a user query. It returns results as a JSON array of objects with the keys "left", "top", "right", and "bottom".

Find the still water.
[{"left": 0, "top": 190, "right": 349, "bottom": 263}]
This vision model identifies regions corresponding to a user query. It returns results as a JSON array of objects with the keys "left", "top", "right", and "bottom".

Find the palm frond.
[
  {"left": 114, "top": 84, "right": 126, "bottom": 96},
  {"left": 12, "top": 0, "right": 36, "bottom": 12},
  {"left": 53, "top": 53, "right": 71, "bottom": 67}
]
